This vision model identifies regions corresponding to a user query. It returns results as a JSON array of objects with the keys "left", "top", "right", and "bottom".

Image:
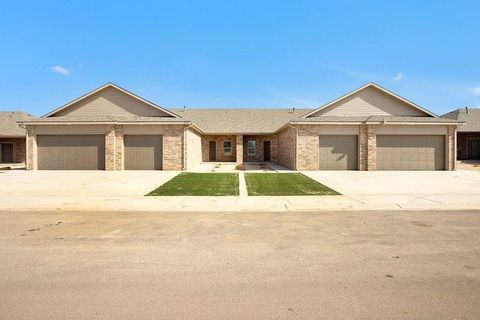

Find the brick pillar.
[
  {"left": 366, "top": 125, "right": 377, "bottom": 171},
  {"left": 105, "top": 125, "right": 115, "bottom": 171},
  {"left": 26, "top": 125, "right": 37, "bottom": 170},
  {"left": 359, "top": 125, "right": 367, "bottom": 171},
  {"left": 236, "top": 134, "right": 243, "bottom": 164},
  {"left": 114, "top": 125, "right": 124, "bottom": 171},
  {"left": 447, "top": 125, "right": 456, "bottom": 171}
]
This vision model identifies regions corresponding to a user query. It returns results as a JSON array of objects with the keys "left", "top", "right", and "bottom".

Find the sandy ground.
[{"left": 0, "top": 209, "right": 479, "bottom": 319}]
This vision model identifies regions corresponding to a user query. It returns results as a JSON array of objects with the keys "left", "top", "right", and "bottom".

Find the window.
[
  {"left": 247, "top": 140, "right": 256, "bottom": 156},
  {"left": 223, "top": 141, "right": 232, "bottom": 155}
]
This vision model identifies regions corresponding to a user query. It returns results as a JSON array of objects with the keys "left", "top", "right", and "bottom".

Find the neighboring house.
[
  {"left": 443, "top": 107, "right": 480, "bottom": 160},
  {"left": 0, "top": 111, "right": 34, "bottom": 164},
  {"left": 19, "top": 82, "right": 458, "bottom": 171}
]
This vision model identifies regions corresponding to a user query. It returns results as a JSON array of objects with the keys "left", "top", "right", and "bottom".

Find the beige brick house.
[{"left": 19, "top": 82, "right": 458, "bottom": 171}]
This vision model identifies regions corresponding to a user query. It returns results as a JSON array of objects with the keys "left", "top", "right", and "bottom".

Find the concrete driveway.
[
  {"left": 0, "top": 170, "right": 179, "bottom": 197},
  {"left": 304, "top": 170, "right": 480, "bottom": 210},
  {"left": 1, "top": 209, "right": 479, "bottom": 319},
  {"left": 0, "top": 169, "right": 479, "bottom": 211}
]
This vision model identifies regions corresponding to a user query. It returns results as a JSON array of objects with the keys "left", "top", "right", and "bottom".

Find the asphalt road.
[{"left": 0, "top": 210, "right": 479, "bottom": 319}]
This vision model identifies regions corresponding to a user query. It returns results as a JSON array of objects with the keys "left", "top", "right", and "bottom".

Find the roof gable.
[
  {"left": 304, "top": 83, "right": 437, "bottom": 118},
  {"left": 44, "top": 83, "right": 180, "bottom": 118}
]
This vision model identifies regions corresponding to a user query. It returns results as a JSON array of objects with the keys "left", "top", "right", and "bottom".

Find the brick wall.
[
  {"left": 456, "top": 131, "right": 480, "bottom": 160},
  {"left": 243, "top": 135, "right": 276, "bottom": 162},
  {"left": 296, "top": 125, "right": 319, "bottom": 170},
  {"left": 201, "top": 135, "right": 237, "bottom": 162},
  {"left": 26, "top": 126, "right": 37, "bottom": 170},
  {"left": 447, "top": 125, "right": 456, "bottom": 170},
  {"left": 277, "top": 126, "right": 296, "bottom": 169},
  {"left": 0, "top": 137, "right": 26, "bottom": 163}
]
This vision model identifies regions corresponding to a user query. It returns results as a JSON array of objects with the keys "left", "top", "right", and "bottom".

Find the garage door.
[
  {"left": 37, "top": 135, "right": 105, "bottom": 170},
  {"left": 319, "top": 135, "right": 358, "bottom": 170},
  {"left": 124, "top": 135, "right": 163, "bottom": 170},
  {"left": 377, "top": 135, "right": 445, "bottom": 170}
]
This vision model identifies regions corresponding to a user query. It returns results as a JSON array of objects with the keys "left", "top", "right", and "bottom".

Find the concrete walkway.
[{"left": 0, "top": 170, "right": 479, "bottom": 212}]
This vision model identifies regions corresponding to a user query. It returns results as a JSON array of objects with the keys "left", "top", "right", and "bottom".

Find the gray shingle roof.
[
  {"left": 173, "top": 108, "right": 310, "bottom": 134},
  {"left": 0, "top": 111, "right": 35, "bottom": 137},
  {"left": 442, "top": 108, "right": 480, "bottom": 132}
]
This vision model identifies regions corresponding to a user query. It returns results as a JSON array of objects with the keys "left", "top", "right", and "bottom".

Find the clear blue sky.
[{"left": 1, "top": 1, "right": 479, "bottom": 116}]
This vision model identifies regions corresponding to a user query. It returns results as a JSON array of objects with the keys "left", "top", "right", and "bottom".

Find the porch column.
[{"left": 236, "top": 134, "right": 243, "bottom": 164}]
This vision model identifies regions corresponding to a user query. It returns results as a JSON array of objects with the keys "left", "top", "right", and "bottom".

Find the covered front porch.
[{"left": 201, "top": 134, "right": 279, "bottom": 164}]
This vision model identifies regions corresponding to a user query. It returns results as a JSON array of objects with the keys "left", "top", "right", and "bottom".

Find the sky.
[{"left": 0, "top": 0, "right": 479, "bottom": 116}]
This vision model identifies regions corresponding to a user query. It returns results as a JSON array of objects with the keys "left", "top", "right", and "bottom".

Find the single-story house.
[
  {"left": 19, "top": 82, "right": 458, "bottom": 171},
  {"left": 442, "top": 107, "right": 480, "bottom": 160},
  {"left": 0, "top": 111, "right": 34, "bottom": 165}
]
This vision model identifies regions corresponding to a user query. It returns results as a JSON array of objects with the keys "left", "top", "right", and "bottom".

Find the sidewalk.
[{"left": 0, "top": 193, "right": 479, "bottom": 212}]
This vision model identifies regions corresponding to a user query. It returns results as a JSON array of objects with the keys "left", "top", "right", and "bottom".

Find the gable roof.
[
  {"left": 0, "top": 111, "right": 35, "bottom": 137},
  {"left": 43, "top": 83, "right": 181, "bottom": 118},
  {"left": 302, "top": 82, "right": 438, "bottom": 118},
  {"left": 442, "top": 107, "right": 480, "bottom": 132},
  {"left": 174, "top": 108, "right": 310, "bottom": 134}
]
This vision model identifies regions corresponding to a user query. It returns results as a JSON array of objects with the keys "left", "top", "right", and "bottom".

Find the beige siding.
[
  {"left": 376, "top": 125, "right": 448, "bottom": 135},
  {"left": 185, "top": 128, "right": 202, "bottom": 170},
  {"left": 35, "top": 125, "right": 107, "bottom": 135},
  {"left": 309, "top": 86, "right": 428, "bottom": 117},
  {"left": 53, "top": 87, "right": 173, "bottom": 117},
  {"left": 277, "top": 127, "right": 296, "bottom": 169}
]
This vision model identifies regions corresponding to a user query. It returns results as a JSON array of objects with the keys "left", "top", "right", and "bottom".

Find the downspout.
[{"left": 288, "top": 123, "right": 298, "bottom": 170}]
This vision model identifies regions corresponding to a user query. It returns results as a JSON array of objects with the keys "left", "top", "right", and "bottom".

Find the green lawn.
[
  {"left": 147, "top": 172, "right": 239, "bottom": 196},
  {"left": 245, "top": 173, "right": 339, "bottom": 196}
]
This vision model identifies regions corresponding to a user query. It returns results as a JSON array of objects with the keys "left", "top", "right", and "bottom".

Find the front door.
[
  {"left": 1, "top": 143, "right": 13, "bottom": 163},
  {"left": 264, "top": 141, "right": 271, "bottom": 161},
  {"left": 468, "top": 140, "right": 480, "bottom": 160},
  {"left": 209, "top": 141, "right": 216, "bottom": 161}
]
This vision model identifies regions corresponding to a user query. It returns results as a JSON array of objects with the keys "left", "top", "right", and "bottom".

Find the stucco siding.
[
  {"left": 185, "top": 128, "right": 202, "bottom": 169},
  {"left": 309, "top": 86, "right": 428, "bottom": 117},
  {"left": 53, "top": 87, "right": 173, "bottom": 117}
]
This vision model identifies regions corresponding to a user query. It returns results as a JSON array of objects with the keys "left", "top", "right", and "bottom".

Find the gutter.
[{"left": 17, "top": 121, "right": 192, "bottom": 125}]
